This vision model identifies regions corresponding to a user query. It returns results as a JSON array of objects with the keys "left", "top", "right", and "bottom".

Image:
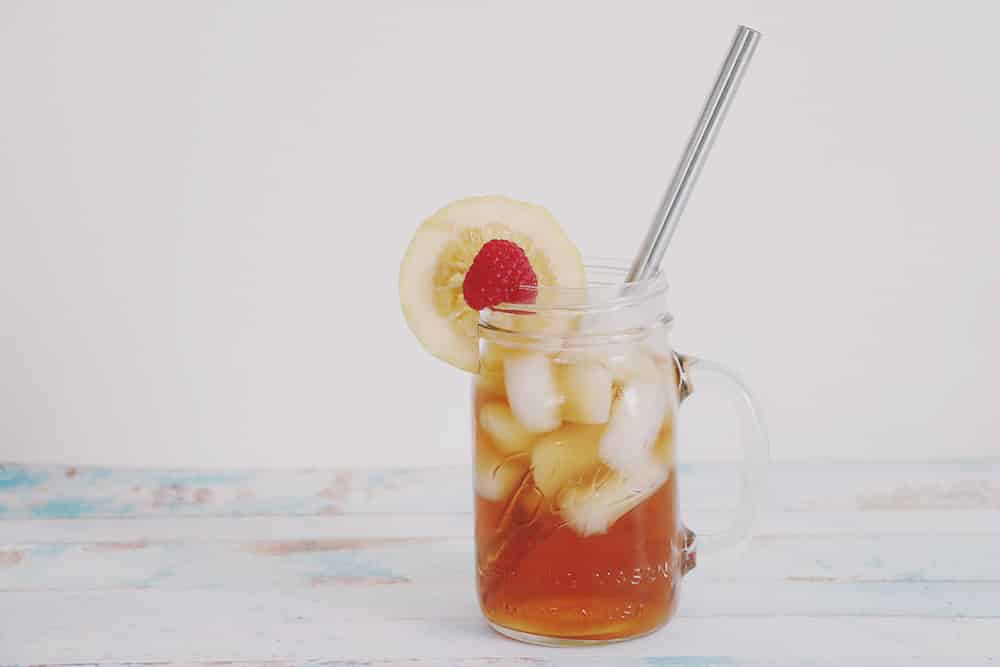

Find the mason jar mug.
[{"left": 471, "top": 261, "right": 768, "bottom": 645}]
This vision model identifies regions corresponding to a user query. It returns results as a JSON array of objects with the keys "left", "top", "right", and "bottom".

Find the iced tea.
[{"left": 473, "top": 340, "right": 692, "bottom": 642}]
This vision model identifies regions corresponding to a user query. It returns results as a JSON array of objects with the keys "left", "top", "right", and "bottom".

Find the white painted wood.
[
  {"left": 1, "top": 572, "right": 994, "bottom": 619},
  {"left": 2, "top": 510, "right": 998, "bottom": 546},
  {"left": 1, "top": 593, "right": 999, "bottom": 663},
  {"left": 3, "top": 462, "right": 998, "bottom": 519},
  {"left": 2, "top": 531, "right": 998, "bottom": 593},
  {"left": 4, "top": 661, "right": 998, "bottom": 667},
  {"left": 5, "top": 661, "right": 996, "bottom": 667},
  {"left": 0, "top": 514, "right": 474, "bottom": 543},
  {"left": 1, "top": 462, "right": 998, "bottom": 665}
]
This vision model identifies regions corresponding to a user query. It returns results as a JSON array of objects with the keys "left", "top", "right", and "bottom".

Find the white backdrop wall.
[{"left": 2, "top": 1, "right": 998, "bottom": 468}]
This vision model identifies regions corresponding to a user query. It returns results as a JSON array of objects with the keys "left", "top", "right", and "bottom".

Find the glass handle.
[{"left": 676, "top": 352, "right": 769, "bottom": 569}]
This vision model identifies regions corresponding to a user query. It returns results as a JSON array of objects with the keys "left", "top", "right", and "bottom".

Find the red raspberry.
[{"left": 462, "top": 239, "right": 538, "bottom": 311}]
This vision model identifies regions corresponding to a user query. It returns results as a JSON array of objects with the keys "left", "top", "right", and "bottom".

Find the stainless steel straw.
[{"left": 626, "top": 25, "right": 761, "bottom": 282}]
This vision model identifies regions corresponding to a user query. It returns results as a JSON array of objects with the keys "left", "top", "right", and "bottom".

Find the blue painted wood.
[
  {"left": 3, "top": 533, "right": 999, "bottom": 594},
  {"left": 2, "top": 461, "right": 998, "bottom": 664},
  {"left": 2, "top": 461, "right": 998, "bottom": 519}
]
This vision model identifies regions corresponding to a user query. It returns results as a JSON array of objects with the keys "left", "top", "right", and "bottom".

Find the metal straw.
[{"left": 626, "top": 25, "right": 761, "bottom": 282}]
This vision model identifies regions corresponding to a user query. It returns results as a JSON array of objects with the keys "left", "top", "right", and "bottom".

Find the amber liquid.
[
  {"left": 472, "top": 345, "right": 694, "bottom": 643},
  {"left": 473, "top": 368, "right": 690, "bottom": 642},
  {"left": 476, "top": 473, "right": 685, "bottom": 641}
]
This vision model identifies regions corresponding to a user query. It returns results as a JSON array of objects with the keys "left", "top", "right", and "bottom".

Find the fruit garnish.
[
  {"left": 399, "top": 196, "right": 585, "bottom": 372},
  {"left": 462, "top": 239, "right": 537, "bottom": 311}
]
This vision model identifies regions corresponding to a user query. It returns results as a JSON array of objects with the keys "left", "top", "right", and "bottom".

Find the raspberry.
[{"left": 462, "top": 239, "right": 538, "bottom": 311}]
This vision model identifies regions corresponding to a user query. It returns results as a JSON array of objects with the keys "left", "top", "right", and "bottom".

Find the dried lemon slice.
[{"left": 399, "top": 195, "right": 585, "bottom": 372}]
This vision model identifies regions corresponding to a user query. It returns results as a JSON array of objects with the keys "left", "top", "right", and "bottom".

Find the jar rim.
[
  {"left": 489, "top": 258, "right": 669, "bottom": 315},
  {"left": 478, "top": 258, "right": 672, "bottom": 348}
]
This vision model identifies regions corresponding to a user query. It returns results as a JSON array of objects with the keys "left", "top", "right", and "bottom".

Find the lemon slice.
[{"left": 399, "top": 195, "right": 585, "bottom": 372}]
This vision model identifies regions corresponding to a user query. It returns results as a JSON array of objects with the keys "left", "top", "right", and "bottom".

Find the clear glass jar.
[{"left": 471, "top": 261, "right": 768, "bottom": 645}]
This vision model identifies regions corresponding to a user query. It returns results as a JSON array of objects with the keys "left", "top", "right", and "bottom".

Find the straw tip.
[{"left": 738, "top": 24, "right": 762, "bottom": 38}]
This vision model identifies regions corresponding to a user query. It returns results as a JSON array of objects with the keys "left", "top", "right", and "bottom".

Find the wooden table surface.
[{"left": 1, "top": 461, "right": 998, "bottom": 665}]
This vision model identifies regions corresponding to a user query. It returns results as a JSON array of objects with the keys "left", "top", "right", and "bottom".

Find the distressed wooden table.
[{"left": 1, "top": 461, "right": 997, "bottom": 665}]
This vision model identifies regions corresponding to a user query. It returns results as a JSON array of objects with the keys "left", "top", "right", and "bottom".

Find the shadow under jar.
[{"left": 471, "top": 261, "right": 768, "bottom": 646}]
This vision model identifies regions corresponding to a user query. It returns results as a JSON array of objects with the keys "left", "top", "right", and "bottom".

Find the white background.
[{"left": 1, "top": 1, "right": 998, "bottom": 468}]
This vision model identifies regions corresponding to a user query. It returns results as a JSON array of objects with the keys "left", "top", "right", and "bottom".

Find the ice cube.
[
  {"left": 558, "top": 345, "right": 657, "bottom": 384},
  {"left": 503, "top": 352, "right": 562, "bottom": 433},
  {"left": 656, "top": 356, "right": 680, "bottom": 400},
  {"left": 555, "top": 344, "right": 654, "bottom": 384},
  {"left": 604, "top": 351, "right": 638, "bottom": 383},
  {"left": 479, "top": 402, "right": 533, "bottom": 454},
  {"left": 560, "top": 464, "right": 669, "bottom": 536},
  {"left": 476, "top": 342, "right": 508, "bottom": 397},
  {"left": 530, "top": 423, "right": 603, "bottom": 500},
  {"left": 651, "top": 420, "right": 676, "bottom": 467},
  {"left": 557, "top": 361, "right": 613, "bottom": 424},
  {"left": 598, "top": 377, "right": 667, "bottom": 475},
  {"left": 475, "top": 438, "right": 529, "bottom": 502}
]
